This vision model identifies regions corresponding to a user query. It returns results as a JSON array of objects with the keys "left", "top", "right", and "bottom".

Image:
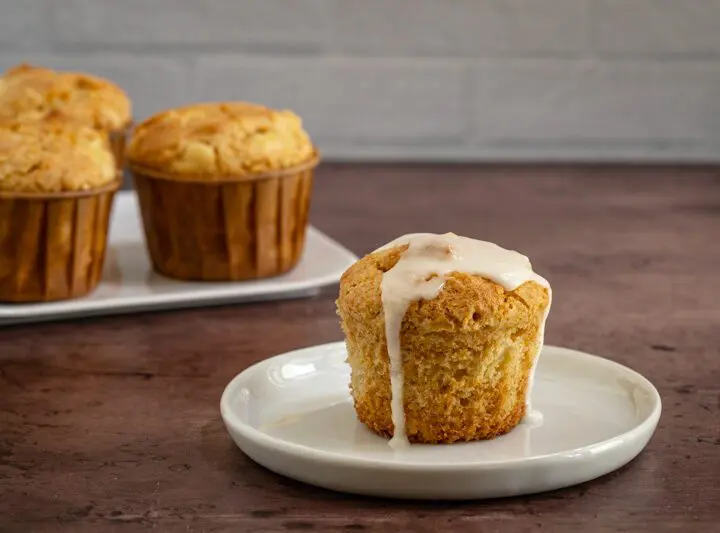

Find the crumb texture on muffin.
[
  {"left": 0, "top": 64, "right": 131, "bottom": 131},
  {"left": 0, "top": 120, "right": 116, "bottom": 193},
  {"left": 336, "top": 243, "right": 551, "bottom": 444},
  {"left": 126, "top": 102, "right": 315, "bottom": 178}
]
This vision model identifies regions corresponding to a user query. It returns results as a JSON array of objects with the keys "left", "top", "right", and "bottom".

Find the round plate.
[{"left": 220, "top": 342, "right": 661, "bottom": 500}]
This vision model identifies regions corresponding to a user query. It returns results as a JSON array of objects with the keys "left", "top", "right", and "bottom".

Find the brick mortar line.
[
  {"left": 2, "top": 51, "right": 720, "bottom": 68},
  {"left": 5, "top": 42, "right": 720, "bottom": 63}
]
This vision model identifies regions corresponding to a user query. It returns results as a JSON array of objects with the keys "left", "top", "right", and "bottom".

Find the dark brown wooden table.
[{"left": 1, "top": 165, "right": 719, "bottom": 533}]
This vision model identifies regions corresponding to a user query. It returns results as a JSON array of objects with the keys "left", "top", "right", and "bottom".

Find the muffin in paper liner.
[
  {"left": 126, "top": 101, "right": 319, "bottom": 281},
  {"left": 0, "top": 63, "right": 133, "bottom": 169},
  {"left": 130, "top": 156, "right": 317, "bottom": 281},
  {"left": 0, "top": 181, "right": 120, "bottom": 302},
  {"left": 0, "top": 119, "right": 120, "bottom": 302}
]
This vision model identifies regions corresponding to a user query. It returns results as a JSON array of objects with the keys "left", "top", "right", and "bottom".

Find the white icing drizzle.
[{"left": 378, "top": 233, "right": 551, "bottom": 447}]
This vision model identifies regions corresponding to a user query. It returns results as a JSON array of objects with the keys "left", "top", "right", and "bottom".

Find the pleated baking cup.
[
  {"left": 0, "top": 178, "right": 121, "bottom": 302},
  {"left": 109, "top": 120, "right": 132, "bottom": 170},
  {"left": 129, "top": 154, "right": 319, "bottom": 281}
]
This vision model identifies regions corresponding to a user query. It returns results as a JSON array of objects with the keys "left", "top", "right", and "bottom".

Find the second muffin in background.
[
  {"left": 126, "top": 102, "right": 319, "bottom": 281},
  {"left": 0, "top": 64, "right": 132, "bottom": 167},
  {"left": 0, "top": 119, "right": 120, "bottom": 302}
]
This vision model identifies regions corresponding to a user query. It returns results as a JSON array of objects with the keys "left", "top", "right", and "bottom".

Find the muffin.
[
  {"left": 126, "top": 102, "right": 319, "bottom": 281},
  {"left": 0, "top": 120, "right": 120, "bottom": 302},
  {"left": 0, "top": 63, "right": 132, "bottom": 167},
  {"left": 336, "top": 233, "right": 552, "bottom": 445}
]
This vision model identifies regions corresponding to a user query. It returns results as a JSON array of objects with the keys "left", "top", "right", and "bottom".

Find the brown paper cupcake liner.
[
  {"left": 109, "top": 121, "right": 132, "bottom": 170},
  {"left": 0, "top": 179, "right": 120, "bottom": 302},
  {"left": 130, "top": 155, "right": 319, "bottom": 281}
]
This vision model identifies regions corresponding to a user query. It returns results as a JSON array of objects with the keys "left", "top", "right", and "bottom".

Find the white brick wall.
[
  {"left": 54, "top": 0, "right": 328, "bottom": 50},
  {"left": 591, "top": 0, "right": 720, "bottom": 56},
  {"left": 325, "top": 0, "right": 589, "bottom": 57},
  {"left": 0, "top": 0, "right": 719, "bottom": 162},
  {"left": 0, "top": 2, "right": 49, "bottom": 47},
  {"left": 473, "top": 60, "right": 720, "bottom": 143},
  {"left": 195, "top": 57, "right": 468, "bottom": 143}
]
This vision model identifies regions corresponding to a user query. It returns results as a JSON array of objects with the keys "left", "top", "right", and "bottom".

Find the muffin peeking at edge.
[
  {"left": 0, "top": 63, "right": 132, "bottom": 168},
  {"left": 336, "top": 233, "right": 551, "bottom": 445},
  {"left": 126, "top": 102, "right": 319, "bottom": 282},
  {"left": 0, "top": 120, "right": 120, "bottom": 302}
]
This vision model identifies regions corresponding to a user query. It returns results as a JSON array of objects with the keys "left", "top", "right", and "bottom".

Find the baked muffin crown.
[
  {"left": 0, "top": 119, "right": 116, "bottom": 193},
  {"left": 0, "top": 63, "right": 131, "bottom": 132},
  {"left": 126, "top": 102, "right": 315, "bottom": 179},
  {"left": 337, "top": 240, "right": 552, "bottom": 444},
  {"left": 338, "top": 244, "right": 550, "bottom": 337}
]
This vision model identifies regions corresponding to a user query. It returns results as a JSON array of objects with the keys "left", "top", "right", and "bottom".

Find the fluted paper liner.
[
  {"left": 0, "top": 180, "right": 120, "bottom": 302},
  {"left": 109, "top": 121, "right": 132, "bottom": 170},
  {"left": 130, "top": 155, "right": 318, "bottom": 281}
]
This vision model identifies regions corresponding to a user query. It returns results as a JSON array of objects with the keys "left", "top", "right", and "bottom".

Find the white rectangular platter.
[{"left": 0, "top": 191, "right": 357, "bottom": 326}]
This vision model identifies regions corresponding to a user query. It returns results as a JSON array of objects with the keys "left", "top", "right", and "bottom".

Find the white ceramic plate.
[
  {"left": 0, "top": 192, "right": 357, "bottom": 326},
  {"left": 221, "top": 342, "right": 661, "bottom": 500}
]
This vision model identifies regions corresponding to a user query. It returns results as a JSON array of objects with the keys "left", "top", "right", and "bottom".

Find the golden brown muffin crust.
[
  {"left": 338, "top": 245, "right": 548, "bottom": 334},
  {"left": 126, "top": 102, "right": 315, "bottom": 179},
  {"left": 0, "top": 120, "right": 117, "bottom": 193},
  {"left": 337, "top": 244, "right": 551, "bottom": 444},
  {"left": 0, "top": 64, "right": 131, "bottom": 131}
]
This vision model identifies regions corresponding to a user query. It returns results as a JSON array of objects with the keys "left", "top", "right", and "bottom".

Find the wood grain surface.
[{"left": 1, "top": 164, "right": 719, "bottom": 532}]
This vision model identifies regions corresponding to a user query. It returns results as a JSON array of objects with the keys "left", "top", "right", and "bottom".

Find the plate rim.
[{"left": 220, "top": 341, "right": 663, "bottom": 472}]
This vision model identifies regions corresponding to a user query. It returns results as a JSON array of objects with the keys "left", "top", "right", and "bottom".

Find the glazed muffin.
[
  {"left": 0, "top": 63, "right": 132, "bottom": 166},
  {"left": 126, "top": 102, "right": 319, "bottom": 281},
  {"left": 0, "top": 120, "right": 120, "bottom": 302},
  {"left": 336, "top": 233, "right": 551, "bottom": 445}
]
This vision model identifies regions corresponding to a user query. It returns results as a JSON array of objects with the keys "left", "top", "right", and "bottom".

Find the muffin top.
[
  {"left": 0, "top": 120, "right": 117, "bottom": 193},
  {"left": 338, "top": 237, "right": 550, "bottom": 335},
  {"left": 126, "top": 102, "right": 315, "bottom": 179},
  {"left": 0, "top": 64, "right": 131, "bottom": 131}
]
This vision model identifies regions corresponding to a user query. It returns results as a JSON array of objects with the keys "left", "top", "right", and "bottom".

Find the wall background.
[{"left": 2, "top": 0, "right": 720, "bottom": 162}]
